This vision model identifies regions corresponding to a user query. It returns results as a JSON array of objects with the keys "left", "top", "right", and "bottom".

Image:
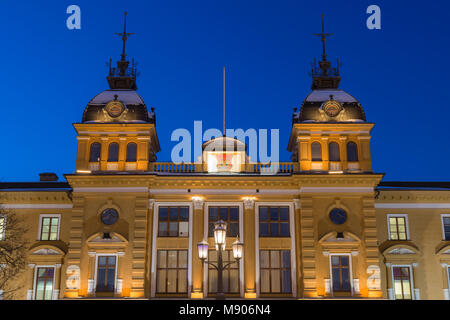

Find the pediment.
[{"left": 387, "top": 247, "right": 415, "bottom": 255}]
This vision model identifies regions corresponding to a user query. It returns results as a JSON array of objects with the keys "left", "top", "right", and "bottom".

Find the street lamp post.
[{"left": 197, "top": 220, "right": 244, "bottom": 300}]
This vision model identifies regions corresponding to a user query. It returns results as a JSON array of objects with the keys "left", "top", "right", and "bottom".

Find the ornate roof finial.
[
  {"left": 313, "top": 13, "right": 333, "bottom": 62},
  {"left": 115, "top": 11, "right": 135, "bottom": 62},
  {"left": 107, "top": 12, "right": 138, "bottom": 90}
]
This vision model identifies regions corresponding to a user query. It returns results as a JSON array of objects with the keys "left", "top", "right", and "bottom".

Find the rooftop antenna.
[{"left": 223, "top": 66, "right": 226, "bottom": 137}]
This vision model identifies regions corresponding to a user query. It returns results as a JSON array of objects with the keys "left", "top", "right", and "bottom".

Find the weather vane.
[
  {"left": 115, "top": 11, "right": 135, "bottom": 61},
  {"left": 313, "top": 13, "right": 333, "bottom": 61}
]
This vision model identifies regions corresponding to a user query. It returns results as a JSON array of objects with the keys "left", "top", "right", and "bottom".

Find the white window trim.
[
  {"left": 255, "top": 202, "right": 296, "bottom": 298},
  {"left": 441, "top": 214, "right": 450, "bottom": 241},
  {"left": 387, "top": 214, "right": 410, "bottom": 240},
  {"left": 93, "top": 253, "right": 119, "bottom": 295},
  {"left": 328, "top": 253, "right": 354, "bottom": 297},
  {"left": 203, "top": 202, "right": 244, "bottom": 298},
  {"left": 0, "top": 214, "right": 6, "bottom": 241},
  {"left": 390, "top": 264, "right": 415, "bottom": 300},
  {"left": 33, "top": 265, "right": 56, "bottom": 300},
  {"left": 37, "top": 214, "right": 61, "bottom": 241},
  {"left": 150, "top": 202, "right": 193, "bottom": 297}
]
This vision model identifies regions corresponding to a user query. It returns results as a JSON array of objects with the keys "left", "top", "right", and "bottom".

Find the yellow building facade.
[{"left": 1, "top": 28, "right": 450, "bottom": 301}]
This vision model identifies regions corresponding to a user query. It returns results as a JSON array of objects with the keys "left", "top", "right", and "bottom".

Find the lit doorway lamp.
[{"left": 197, "top": 220, "right": 244, "bottom": 300}]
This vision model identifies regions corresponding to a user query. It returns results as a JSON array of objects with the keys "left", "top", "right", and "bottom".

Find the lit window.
[
  {"left": 108, "top": 143, "right": 119, "bottom": 162},
  {"left": 331, "top": 255, "right": 351, "bottom": 292},
  {"left": 329, "top": 142, "right": 340, "bottom": 161},
  {"left": 208, "top": 207, "right": 239, "bottom": 237},
  {"left": 34, "top": 267, "right": 55, "bottom": 300},
  {"left": 89, "top": 143, "right": 101, "bottom": 162},
  {"left": 259, "top": 206, "right": 290, "bottom": 237},
  {"left": 259, "top": 250, "right": 291, "bottom": 293},
  {"left": 0, "top": 215, "right": 5, "bottom": 241},
  {"left": 126, "top": 143, "right": 137, "bottom": 162},
  {"left": 311, "top": 142, "right": 322, "bottom": 161},
  {"left": 158, "top": 207, "right": 189, "bottom": 237},
  {"left": 442, "top": 215, "right": 450, "bottom": 241},
  {"left": 208, "top": 250, "right": 239, "bottom": 293},
  {"left": 388, "top": 215, "right": 408, "bottom": 240},
  {"left": 156, "top": 250, "right": 188, "bottom": 293},
  {"left": 347, "top": 142, "right": 358, "bottom": 162},
  {"left": 392, "top": 266, "right": 413, "bottom": 300},
  {"left": 39, "top": 216, "right": 60, "bottom": 241}
]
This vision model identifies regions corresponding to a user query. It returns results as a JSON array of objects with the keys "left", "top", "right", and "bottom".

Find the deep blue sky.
[{"left": 1, "top": 0, "right": 449, "bottom": 182}]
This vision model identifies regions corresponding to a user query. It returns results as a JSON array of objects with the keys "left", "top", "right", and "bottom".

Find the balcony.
[{"left": 148, "top": 162, "right": 298, "bottom": 174}]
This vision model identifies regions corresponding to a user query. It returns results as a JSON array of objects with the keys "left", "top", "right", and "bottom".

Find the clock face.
[
  {"left": 101, "top": 208, "right": 119, "bottom": 225},
  {"left": 105, "top": 101, "right": 125, "bottom": 118},
  {"left": 329, "top": 208, "right": 347, "bottom": 225},
  {"left": 323, "top": 100, "right": 342, "bottom": 117}
]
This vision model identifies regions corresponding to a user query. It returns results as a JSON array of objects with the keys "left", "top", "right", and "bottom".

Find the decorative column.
[
  {"left": 190, "top": 197, "right": 204, "bottom": 298},
  {"left": 75, "top": 136, "right": 89, "bottom": 171},
  {"left": 145, "top": 199, "right": 155, "bottom": 298},
  {"left": 385, "top": 263, "right": 393, "bottom": 300},
  {"left": 137, "top": 137, "right": 150, "bottom": 170},
  {"left": 321, "top": 136, "right": 329, "bottom": 171},
  {"left": 130, "top": 194, "right": 149, "bottom": 298},
  {"left": 299, "top": 195, "right": 317, "bottom": 297},
  {"left": 53, "top": 264, "right": 62, "bottom": 300},
  {"left": 100, "top": 137, "right": 109, "bottom": 170},
  {"left": 27, "top": 264, "right": 36, "bottom": 300},
  {"left": 440, "top": 263, "right": 449, "bottom": 300},
  {"left": 358, "top": 136, "right": 372, "bottom": 171},
  {"left": 116, "top": 251, "right": 125, "bottom": 296},
  {"left": 243, "top": 197, "right": 256, "bottom": 298},
  {"left": 87, "top": 251, "right": 96, "bottom": 296},
  {"left": 298, "top": 136, "right": 310, "bottom": 171},
  {"left": 293, "top": 199, "right": 303, "bottom": 298},
  {"left": 339, "top": 136, "right": 347, "bottom": 171},
  {"left": 118, "top": 137, "right": 127, "bottom": 171},
  {"left": 412, "top": 262, "right": 420, "bottom": 300}
]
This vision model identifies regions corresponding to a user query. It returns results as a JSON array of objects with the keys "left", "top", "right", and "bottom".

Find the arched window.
[
  {"left": 108, "top": 143, "right": 119, "bottom": 162},
  {"left": 311, "top": 142, "right": 322, "bottom": 161},
  {"left": 347, "top": 142, "right": 358, "bottom": 162},
  {"left": 89, "top": 143, "right": 101, "bottom": 162},
  {"left": 329, "top": 142, "right": 340, "bottom": 161},
  {"left": 126, "top": 143, "right": 137, "bottom": 162}
]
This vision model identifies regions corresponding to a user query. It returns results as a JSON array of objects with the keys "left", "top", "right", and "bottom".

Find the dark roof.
[
  {"left": 0, "top": 182, "right": 71, "bottom": 191},
  {"left": 378, "top": 181, "right": 450, "bottom": 191}
]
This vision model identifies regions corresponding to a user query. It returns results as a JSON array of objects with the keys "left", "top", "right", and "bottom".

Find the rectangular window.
[
  {"left": 0, "top": 215, "right": 5, "bottom": 241},
  {"left": 388, "top": 215, "right": 408, "bottom": 240},
  {"left": 35, "top": 267, "right": 55, "bottom": 300},
  {"left": 259, "top": 206, "right": 290, "bottom": 237},
  {"left": 208, "top": 250, "right": 239, "bottom": 294},
  {"left": 96, "top": 256, "right": 116, "bottom": 293},
  {"left": 156, "top": 250, "right": 188, "bottom": 294},
  {"left": 442, "top": 215, "right": 450, "bottom": 241},
  {"left": 208, "top": 206, "right": 239, "bottom": 237},
  {"left": 259, "top": 250, "right": 291, "bottom": 294},
  {"left": 158, "top": 207, "right": 189, "bottom": 237},
  {"left": 40, "top": 216, "right": 60, "bottom": 241},
  {"left": 392, "top": 266, "right": 413, "bottom": 300},
  {"left": 331, "top": 255, "right": 351, "bottom": 292}
]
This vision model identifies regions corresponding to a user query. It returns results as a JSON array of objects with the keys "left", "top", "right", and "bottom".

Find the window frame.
[
  {"left": 258, "top": 206, "right": 290, "bottom": 237},
  {"left": 156, "top": 249, "right": 188, "bottom": 294},
  {"left": 38, "top": 214, "right": 61, "bottom": 241},
  {"left": 207, "top": 249, "right": 240, "bottom": 294},
  {"left": 387, "top": 214, "right": 410, "bottom": 241},
  {"left": 0, "top": 214, "right": 6, "bottom": 241},
  {"left": 311, "top": 142, "right": 322, "bottom": 161},
  {"left": 157, "top": 206, "right": 189, "bottom": 237},
  {"left": 328, "top": 141, "right": 340, "bottom": 162},
  {"left": 259, "top": 249, "right": 292, "bottom": 294},
  {"left": 93, "top": 253, "right": 119, "bottom": 295},
  {"left": 126, "top": 142, "right": 137, "bottom": 162},
  {"left": 391, "top": 264, "right": 415, "bottom": 300},
  {"left": 108, "top": 142, "right": 119, "bottom": 162},
  {"left": 346, "top": 141, "right": 358, "bottom": 162},
  {"left": 89, "top": 142, "right": 101, "bottom": 162},
  {"left": 33, "top": 265, "right": 56, "bottom": 300},
  {"left": 207, "top": 206, "right": 240, "bottom": 238},
  {"left": 329, "top": 253, "right": 353, "bottom": 294},
  {"left": 441, "top": 214, "right": 450, "bottom": 241}
]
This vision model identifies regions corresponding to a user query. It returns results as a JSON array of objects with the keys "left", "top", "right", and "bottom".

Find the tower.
[
  {"left": 288, "top": 14, "right": 373, "bottom": 173},
  {"left": 74, "top": 12, "right": 160, "bottom": 173}
]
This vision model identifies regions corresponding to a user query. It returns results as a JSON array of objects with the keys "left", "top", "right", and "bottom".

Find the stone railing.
[{"left": 148, "top": 162, "right": 299, "bottom": 174}]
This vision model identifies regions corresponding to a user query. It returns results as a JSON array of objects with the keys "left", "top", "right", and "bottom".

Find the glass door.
[
  {"left": 35, "top": 267, "right": 55, "bottom": 300},
  {"left": 331, "top": 255, "right": 351, "bottom": 294},
  {"left": 392, "top": 266, "right": 413, "bottom": 299},
  {"left": 96, "top": 256, "right": 116, "bottom": 296}
]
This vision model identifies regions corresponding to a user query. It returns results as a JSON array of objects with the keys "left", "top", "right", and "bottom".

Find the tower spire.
[
  {"left": 313, "top": 13, "right": 333, "bottom": 62},
  {"left": 115, "top": 11, "right": 135, "bottom": 62},
  {"left": 107, "top": 12, "right": 138, "bottom": 90},
  {"left": 310, "top": 14, "right": 341, "bottom": 90}
]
